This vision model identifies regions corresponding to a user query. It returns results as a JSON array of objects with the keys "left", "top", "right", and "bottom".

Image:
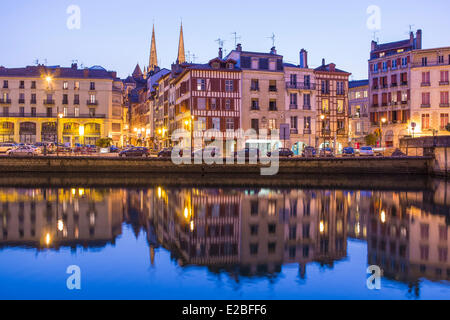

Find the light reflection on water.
[{"left": 0, "top": 177, "right": 449, "bottom": 300}]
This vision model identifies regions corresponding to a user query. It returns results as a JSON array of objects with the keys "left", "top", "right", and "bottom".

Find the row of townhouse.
[
  {"left": 130, "top": 25, "right": 352, "bottom": 155},
  {"left": 0, "top": 64, "right": 125, "bottom": 146},
  {"left": 369, "top": 30, "right": 450, "bottom": 148}
]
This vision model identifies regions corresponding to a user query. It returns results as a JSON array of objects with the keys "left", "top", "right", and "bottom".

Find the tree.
[
  {"left": 365, "top": 134, "right": 378, "bottom": 146},
  {"left": 96, "top": 138, "right": 113, "bottom": 148}
]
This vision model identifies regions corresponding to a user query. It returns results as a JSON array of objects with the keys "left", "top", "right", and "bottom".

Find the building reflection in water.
[{"left": 0, "top": 182, "right": 448, "bottom": 297}]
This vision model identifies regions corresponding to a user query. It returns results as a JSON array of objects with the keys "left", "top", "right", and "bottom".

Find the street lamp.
[{"left": 379, "top": 117, "right": 387, "bottom": 148}]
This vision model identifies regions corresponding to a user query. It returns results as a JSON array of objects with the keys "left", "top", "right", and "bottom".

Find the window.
[
  {"left": 422, "top": 114, "right": 430, "bottom": 130},
  {"left": 74, "top": 81, "right": 80, "bottom": 90},
  {"left": 212, "top": 118, "right": 220, "bottom": 130},
  {"left": 3, "top": 80, "right": 8, "bottom": 89},
  {"left": 225, "top": 80, "right": 233, "bottom": 92},
  {"left": 31, "top": 81, "right": 36, "bottom": 89},
  {"left": 337, "top": 100, "right": 344, "bottom": 114},
  {"left": 439, "top": 226, "right": 448, "bottom": 241},
  {"left": 225, "top": 99, "right": 231, "bottom": 110},
  {"left": 373, "top": 64, "right": 379, "bottom": 72},
  {"left": 31, "top": 94, "right": 36, "bottom": 104},
  {"left": 19, "top": 107, "right": 25, "bottom": 116},
  {"left": 46, "top": 107, "right": 52, "bottom": 117},
  {"left": 304, "top": 117, "right": 311, "bottom": 130},
  {"left": 303, "top": 94, "right": 311, "bottom": 108},
  {"left": 74, "top": 107, "right": 80, "bottom": 117},
  {"left": 197, "top": 98, "right": 206, "bottom": 110},
  {"left": 63, "top": 107, "right": 68, "bottom": 117},
  {"left": 422, "top": 72, "right": 431, "bottom": 85},
  {"left": 19, "top": 93, "right": 25, "bottom": 103},
  {"left": 291, "top": 117, "right": 298, "bottom": 130},
  {"left": 210, "top": 98, "right": 217, "bottom": 110},
  {"left": 269, "top": 59, "right": 276, "bottom": 71},
  {"left": 420, "top": 246, "right": 429, "bottom": 261},
  {"left": 251, "top": 119, "right": 259, "bottom": 132},
  {"left": 89, "top": 108, "right": 96, "bottom": 117},
  {"left": 250, "top": 79, "right": 259, "bottom": 91},
  {"left": 440, "top": 114, "right": 449, "bottom": 130},
  {"left": 197, "top": 79, "right": 206, "bottom": 91},
  {"left": 251, "top": 58, "right": 259, "bottom": 70},
  {"left": 438, "top": 55, "right": 444, "bottom": 64},
  {"left": 392, "top": 59, "right": 397, "bottom": 69},
  {"left": 269, "top": 100, "right": 277, "bottom": 111},
  {"left": 441, "top": 92, "right": 449, "bottom": 106},
  {"left": 290, "top": 74, "right": 297, "bottom": 85},
  {"left": 421, "top": 57, "right": 428, "bottom": 66},
  {"left": 63, "top": 81, "right": 69, "bottom": 90},
  {"left": 226, "top": 118, "right": 234, "bottom": 130},
  {"left": 19, "top": 81, "right": 25, "bottom": 89},
  {"left": 31, "top": 107, "right": 36, "bottom": 117},
  {"left": 251, "top": 99, "right": 259, "bottom": 110},
  {"left": 321, "top": 80, "right": 329, "bottom": 94},
  {"left": 382, "top": 62, "right": 388, "bottom": 71},
  {"left": 441, "top": 71, "right": 449, "bottom": 84},
  {"left": 89, "top": 94, "right": 96, "bottom": 104},
  {"left": 401, "top": 57, "right": 408, "bottom": 66},
  {"left": 268, "top": 119, "right": 276, "bottom": 130},
  {"left": 2, "top": 107, "right": 8, "bottom": 116},
  {"left": 422, "top": 92, "right": 431, "bottom": 107},
  {"left": 74, "top": 94, "right": 80, "bottom": 105},
  {"left": 322, "top": 99, "right": 329, "bottom": 113},
  {"left": 290, "top": 93, "right": 297, "bottom": 108},
  {"left": 197, "top": 117, "right": 206, "bottom": 131},
  {"left": 269, "top": 80, "right": 277, "bottom": 92},
  {"left": 63, "top": 94, "right": 68, "bottom": 105},
  {"left": 90, "top": 82, "right": 95, "bottom": 90}
]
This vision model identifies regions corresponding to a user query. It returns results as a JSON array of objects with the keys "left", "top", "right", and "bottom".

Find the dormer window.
[
  {"left": 211, "top": 62, "right": 220, "bottom": 69},
  {"left": 227, "top": 63, "right": 234, "bottom": 70}
]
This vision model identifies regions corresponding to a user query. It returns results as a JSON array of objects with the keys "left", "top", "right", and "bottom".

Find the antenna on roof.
[
  {"left": 231, "top": 32, "right": 241, "bottom": 47},
  {"left": 192, "top": 53, "right": 197, "bottom": 63},
  {"left": 34, "top": 59, "right": 39, "bottom": 66},
  {"left": 267, "top": 33, "right": 276, "bottom": 47},
  {"left": 215, "top": 38, "right": 225, "bottom": 49},
  {"left": 372, "top": 31, "right": 379, "bottom": 42},
  {"left": 405, "top": 24, "right": 416, "bottom": 36}
]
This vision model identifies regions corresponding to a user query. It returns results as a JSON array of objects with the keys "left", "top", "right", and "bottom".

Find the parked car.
[
  {"left": 158, "top": 148, "right": 174, "bottom": 158},
  {"left": 359, "top": 146, "right": 375, "bottom": 157},
  {"left": 119, "top": 147, "right": 150, "bottom": 158},
  {"left": 319, "top": 148, "right": 334, "bottom": 158},
  {"left": 192, "top": 147, "right": 221, "bottom": 159},
  {"left": 302, "top": 147, "right": 317, "bottom": 158},
  {"left": 234, "top": 148, "right": 260, "bottom": 160},
  {"left": 110, "top": 146, "right": 120, "bottom": 153},
  {"left": 7, "top": 146, "right": 39, "bottom": 157},
  {"left": 267, "top": 148, "right": 294, "bottom": 158},
  {"left": 342, "top": 147, "right": 356, "bottom": 157},
  {"left": 0, "top": 143, "right": 16, "bottom": 154}
]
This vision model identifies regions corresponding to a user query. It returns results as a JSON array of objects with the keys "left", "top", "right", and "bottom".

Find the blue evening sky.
[{"left": 1, "top": 0, "right": 449, "bottom": 79}]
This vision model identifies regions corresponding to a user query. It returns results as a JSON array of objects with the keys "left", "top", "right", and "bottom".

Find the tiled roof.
[
  {"left": 0, "top": 65, "right": 117, "bottom": 80},
  {"left": 314, "top": 64, "right": 350, "bottom": 74},
  {"left": 349, "top": 80, "right": 369, "bottom": 88},
  {"left": 372, "top": 39, "right": 411, "bottom": 53}
]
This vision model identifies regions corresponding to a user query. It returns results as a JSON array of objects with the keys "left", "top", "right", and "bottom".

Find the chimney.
[
  {"left": 299, "top": 49, "right": 308, "bottom": 68},
  {"left": 410, "top": 31, "right": 414, "bottom": 46},
  {"left": 83, "top": 69, "right": 89, "bottom": 78},
  {"left": 270, "top": 46, "right": 277, "bottom": 55},
  {"left": 329, "top": 63, "right": 336, "bottom": 72},
  {"left": 71, "top": 63, "right": 78, "bottom": 70},
  {"left": 322, "top": 58, "right": 326, "bottom": 66},
  {"left": 236, "top": 43, "right": 242, "bottom": 52},
  {"left": 371, "top": 40, "right": 377, "bottom": 52},
  {"left": 219, "top": 47, "right": 223, "bottom": 59},
  {"left": 416, "top": 29, "right": 422, "bottom": 49}
]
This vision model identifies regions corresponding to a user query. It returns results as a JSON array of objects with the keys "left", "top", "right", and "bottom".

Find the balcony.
[
  {"left": 286, "top": 82, "right": 316, "bottom": 90},
  {"left": 18, "top": 99, "right": 25, "bottom": 104},
  {"left": 87, "top": 100, "right": 99, "bottom": 106},
  {"left": 74, "top": 100, "right": 80, "bottom": 105},
  {"left": 303, "top": 105, "right": 311, "bottom": 111},
  {"left": 439, "top": 81, "right": 449, "bottom": 86},
  {"left": 250, "top": 86, "right": 260, "bottom": 92},
  {"left": 269, "top": 107, "right": 278, "bottom": 112},
  {"left": 401, "top": 100, "right": 408, "bottom": 105},
  {"left": 440, "top": 103, "right": 450, "bottom": 108},
  {"left": 372, "top": 104, "right": 379, "bottom": 108},
  {"left": 30, "top": 100, "right": 37, "bottom": 105},
  {"left": 269, "top": 86, "right": 278, "bottom": 92},
  {"left": 381, "top": 84, "right": 388, "bottom": 89},
  {"left": 391, "top": 83, "right": 398, "bottom": 88},
  {"left": 336, "top": 91, "right": 346, "bottom": 96},
  {"left": 0, "top": 99, "right": 11, "bottom": 104},
  {"left": 62, "top": 100, "right": 69, "bottom": 105},
  {"left": 421, "top": 82, "right": 431, "bottom": 87},
  {"left": 322, "top": 129, "right": 331, "bottom": 136},
  {"left": 400, "top": 82, "right": 408, "bottom": 86},
  {"left": 337, "top": 128, "right": 346, "bottom": 136},
  {"left": 289, "top": 104, "right": 298, "bottom": 110},
  {"left": 43, "top": 99, "right": 55, "bottom": 105},
  {"left": 303, "top": 129, "right": 312, "bottom": 135},
  {"left": 290, "top": 129, "right": 299, "bottom": 135},
  {"left": 421, "top": 104, "right": 431, "bottom": 108},
  {"left": 372, "top": 85, "right": 379, "bottom": 90}
]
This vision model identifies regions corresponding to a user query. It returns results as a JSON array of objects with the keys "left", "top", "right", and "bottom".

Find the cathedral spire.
[
  {"left": 177, "top": 23, "right": 186, "bottom": 64},
  {"left": 149, "top": 24, "right": 158, "bottom": 72}
]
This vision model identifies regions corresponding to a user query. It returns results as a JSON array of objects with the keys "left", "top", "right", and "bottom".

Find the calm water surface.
[{"left": 0, "top": 176, "right": 449, "bottom": 300}]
